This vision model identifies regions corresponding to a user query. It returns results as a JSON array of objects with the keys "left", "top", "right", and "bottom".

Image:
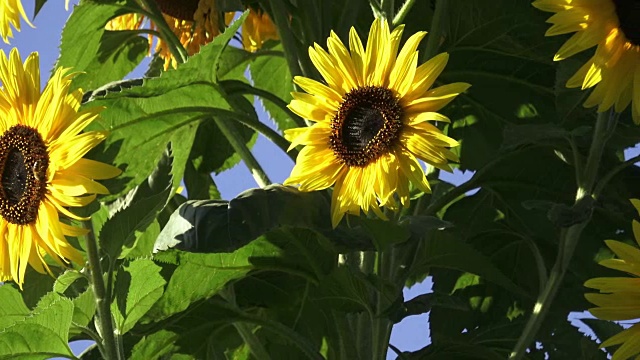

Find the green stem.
[
  {"left": 216, "top": 110, "right": 298, "bottom": 162},
  {"left": 422, "top": 0, "right": 448, "bottom": 62},
  {"left": 268, "top": 0, "right": 304, "bottom": 79},
  {"left": 84, "top": 222, "right": 120, "bottom": 360},
  {"left": 568, "top": 137, "right": 583, "bottom": 186},
  {"left": 594, "top": 152, "right": 640, "bottom": 198},
  {"left": 372, "top": 249, "right": 393, "bottom": 360},
  {"left": 214, "top": 118, "right": 271, "bottom": 187},
  {"left": 212, "top": 299, "right": 324, "bottom": 360},
  {"left": 72, "top": 322, "right": 106, "bottom": 356},
  {"left": 508, "top": 110, "right": 617, "bottom": 360},
  {"left": 357, "top": 251, "right": 376, "bottom": 359},
  {"left": 222, "top": 80, "right": 305, "bottom": 128},
  {"left": 221, "top": 287, "right": 272, "bottom": 360},
  {"left": 580, "top": 110, "right": 617, "bottom": 198},
  {"left": 392, "top": 0, "right": 416, "bottom": 26},
  {"left": 138, "top": 0, "right": 188, "bottom": 64},
  {"left": 380, "top": 0, "right": 395, "bottom": 19}
]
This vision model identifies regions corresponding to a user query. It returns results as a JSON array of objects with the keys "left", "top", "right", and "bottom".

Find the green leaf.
[
  {"left": 33, "top": 0, "right": 48, "bottom": 18},
  {"left": 249, "top": 44, "right": 297, "bottom": 131},
  {"left": 112, "top": 259, "right": 166, "bottom": 334},
  {"left": 313, "top": 266, "right": 375, "bottom": 314},
  {"left": 358, "top": 218, "right": 410, "bottom": 250},
  {"left": 129, "top": 330, "right": 179, "bottom": 360},
  {"left": 149, "top": 238, "right": 282, "bottom": 321},
  {"left": 410, "top": 234, "right": 526, "bottom": 297},
  {"left": 71, "top": 290, "right": 96, "bottom": 331},
  {"left": 0, "top": 286, "right": 30, "bottom": 330},
  {"left": 154, "top": 184, "right": 333, "bottom": 253},
  {"left": 21, "top": 268, "right": 57, "bottom": 309},
  {"left": 56, "top": 0, "right": 147, "bottom": 91},
  {"left": 390, "top": 292, "right": 469, "bottom": 323},
  {"left": 82, "top": 13, "right": 250, "bottom": 197},
  {"left": 53, "top": 270, "right": 85, "bottom": 294},
  {"left": 99, "top": 147, "right": 173, "bottom": 260},
  {"left": 0, "top": 293, "right": 75, "bottom": 360},
  {"left": 581, "top": 318, "right": 624, "bottom": 352}
]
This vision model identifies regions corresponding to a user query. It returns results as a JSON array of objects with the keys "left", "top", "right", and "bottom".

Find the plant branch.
[
  {"left": 138, "top": 0, "right": 188, "bottom": 64},
  {"left": 84, "top": 222, "right": 120, "bottom": 360},
  {"left": 393, "top": 0, "right": 416, "bottom": 26},
  {"left": 422, "top": 0, "right": 448, "bottom": 62},
  {"left": 222, "top": 80, "right": 305, "bottom": 128},
  {"left": 594, "top": 149, "right": 640, "bottom": 198},
  {"left": 380, "top": 0, "right": 395, "bottom": 19},
  {"left": 508, "top": 110, "right": 617, "bottom": 360},
  {"left": 268, "top": 0, "right": 304, "bottom": 79},
  {"left": 214, "top": 118, "right": 271, "bottom": 187}
]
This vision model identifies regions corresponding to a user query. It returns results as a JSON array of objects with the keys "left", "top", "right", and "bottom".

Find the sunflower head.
[
  {"left": 106, "top": 0, "right": 220, "bottom": 70},
  {"left": 533, "top": 0, "right": 640, "bottom": 123},
  {"left": 0, "top": 0, "right": 33, "bottom": 43},
  {"left": 283, "top": 18, "right": 470, "bottom": 227},
  {"left": 585, "top": 199, "right": 640, "bottom": 359},
  {"left": 241, "top": 7, "right": 279, "bottom": 52},
  {"left": 0, "top": 49, "right": 121, "bottom": 288}
]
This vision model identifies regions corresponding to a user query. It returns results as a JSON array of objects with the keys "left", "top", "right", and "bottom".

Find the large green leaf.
[
  {"left": 148, "top": 238, "right": 282, "bottom": 321},
  {"left": 0, "top": 293, "right": 75, "bottom": 359},
  {"left": 249, "top": 43, "right": 297, "bottom": 131},
  {"left": 154, "top": 184, "right": 332, "bottom": 253},
  {"left": 112, "top": 259, "right": 166, "bottom": 334},
  {"left": 56, "top": 0, "right": 147, "bottom": 90},
  {"left": 99, "top": 146, "right": 173, "bottom": 260},
  {"left": 0, "top": 286, "right": 30, "bottom": 330},
  {"left": 82, "top": 13, "right": 249, "bottom": 197}
]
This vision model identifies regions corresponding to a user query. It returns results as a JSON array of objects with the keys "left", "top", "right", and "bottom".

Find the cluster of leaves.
[{"left": 1, "top": 0, "right": 639, "bottom": 359}]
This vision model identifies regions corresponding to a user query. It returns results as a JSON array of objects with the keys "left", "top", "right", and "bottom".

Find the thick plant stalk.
[
  {"left": 509, "top": 110, "right": 616, "bottom": 359},
  {"left": 85, "top": 224, "right": 121, "bottom": 360},
  {"left": 214, "top": 118, "right": 272, "bottom": 188}
]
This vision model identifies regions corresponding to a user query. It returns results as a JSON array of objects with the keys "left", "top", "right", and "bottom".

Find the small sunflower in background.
[
  {"left": 284, "top": 18, "right": 469, "bottom": 227},
  {"left": 225, "top": 7, "right": 279, "bottom": 52},
  {"left": 1, "top": 0, "right": 72, "bottom": 43},
  {"left": 0, "top": 0, "right": 31, "bottom": 43},
  {"left": 585, "top": 199, "right": 640, "bottom": 359},
  {"left": 533, "top": 0, "right": 640, "bottom": 123},
  {"left": 107, "top": 0, "right": 219, "bottom": 70},
  {"left": 240, "top": 7, "right": 279, "bottom": 52},
  {"left": 0, "top": 49, "right": 121, "bottom": 288}
]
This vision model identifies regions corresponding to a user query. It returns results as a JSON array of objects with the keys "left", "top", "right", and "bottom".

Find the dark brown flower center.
[
  {"left": 154, "top": 0, "right": 200, "bottom": 21},
  {"left": 329, "top": 86, "right": 403, "bottom": 167},
  {"left": 613, "top": 0, "right": 640, "bottom": 46},
  {"left": 0, "top": 125, "right": 49, "bottom": 225}
]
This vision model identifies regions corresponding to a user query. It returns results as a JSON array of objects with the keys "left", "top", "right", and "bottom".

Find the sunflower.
[
  {"left": 585, "top": 199, "right": 640, "bottom": 359},
  {"left": 1, "top": 0, "right": 32, "bottom": 43},
  {"left": 0, "top": 0, "right": 73, "bottom": 44},
  {"left": 533, "top": 0, "right": 640, "bottom": 124},
  {"left": 283, "top": 19, "right": 470, "bottom": 227},
  {"left": 0, "top": 49, "right": 121, "bottom": 288},
  {"left": 239, "top": 7, "right": 279, "bottom": 52},
  {"left": 107, "top": 0, "right": 219, "bottom": 70}
]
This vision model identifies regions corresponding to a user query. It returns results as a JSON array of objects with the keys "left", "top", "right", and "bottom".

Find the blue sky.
[{"left": 0, "top": 1, "right": 438, "bottom": 357}]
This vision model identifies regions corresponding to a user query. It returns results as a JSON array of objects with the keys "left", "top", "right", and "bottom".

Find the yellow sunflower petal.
[
  {"left": 293, "top": 76, "right": 343, "bottom": 105},
  {"left": 66, "top": 158, "right": 122, "bottom": 180},
  {"left": 49, "top": 131, "right": 108, "bottom": 169},
  {"left": 585, "top": 277, "right": 640, "bottom": 293},
  {"left": 284, "top": 123, "right": 331, "bottom": 151},
  {"left": 602, "top": 324, "right": 640, "bottom": 360},
  {"left": 404, "top": 53, "right": 450, "bottom": 102},
  {"left": 405, "top": 82, "right": 471, "bottom": 114},
  {"left": 397, "top": 147, "right": 431, "bottom": 193},
  {"left": 389, "top": 31, "right": 425, "bottom": 97}
]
